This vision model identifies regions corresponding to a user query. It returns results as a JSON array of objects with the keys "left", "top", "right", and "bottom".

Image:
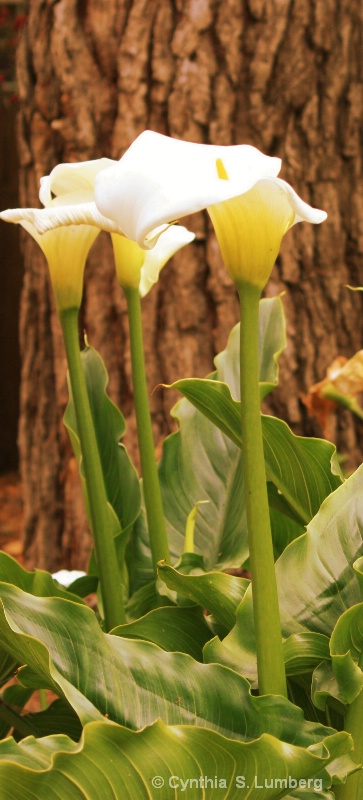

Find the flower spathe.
[
  {"left": 208, "top": 176, "right": 327, "bottom": 289},
  {"left": 52, "top": 570, "right": 86, "bottom": 587},
  {"left": 20, "top": 216, "right": 100, "bottom": 312},
  {"left": 0, "top": 203, "right": 102, "bottom": 313},
  {"left": 39, "top": 158, "right": 116, "bottom": 207},
  {"left": 3, "top": 157, "right": 126, "bottom": 236},
  {"left": 111, "top": 225, "right": 195, "bottom": 297},
  {"left": 0, "top": 158, "right": 127, "bottom": 311},
  {"left": 94, "top": 131, "right": 327, "bottom": 291},
  {"left": 94, "top": 130, "right": 283, "bottom": 248}
]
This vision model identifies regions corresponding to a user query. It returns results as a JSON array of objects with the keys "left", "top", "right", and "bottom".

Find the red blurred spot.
[
  {"left": 14, "top": 13, "right": 27, "bottom": 30},
  {"left": 0, "top": 6, "right": 9, "bottom": 26}
]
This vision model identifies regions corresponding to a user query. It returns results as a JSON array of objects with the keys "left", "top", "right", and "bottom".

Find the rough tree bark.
[
  {"left": 0, "top": 99, "right": 22, "bottom": 474},
  {"left": 14, "top": 0, "right": 363, "bottom": 570}
]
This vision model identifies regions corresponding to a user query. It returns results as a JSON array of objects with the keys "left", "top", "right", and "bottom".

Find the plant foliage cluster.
[{"left": 0, "top": 133, "right": 362, "bottom": 799}]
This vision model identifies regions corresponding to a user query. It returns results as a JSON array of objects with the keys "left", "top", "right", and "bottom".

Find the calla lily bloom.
[
  {"left": 1, "top": 156, "right": 195, "bottom": 308},
  {"left": 207, "top": 175, "right": 327, "bottom": 289},
  {"left": 39, "top": 158, "right": 117, "bottom": 207},
  {"left": 52, "top": 570, "right": 86, "bottom": 587},
  {"left": 111, "top": 225, "right": 195, "bottom": 297},
  {"left": 2, "top": 213, "right": 100, "bottom": 312},
  {"left": 0, "top": 158, "right": 131, "bottom": 311},
  {"left": 94, "top": 130, "right": 282, "bottom": 248},
  {"left": 94, "top": 131, "right": 327, "bottom": 290},
  {"left": 2, "top": 157, "right": 126, "bottom": 235}
]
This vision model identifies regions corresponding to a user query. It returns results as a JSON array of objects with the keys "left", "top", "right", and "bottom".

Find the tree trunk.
[
  {"left": 14, "top": 0, "right": 363, "bottom": 570},
  {"left": 0, "top": 98, "right": 22, "bottom": 474}
]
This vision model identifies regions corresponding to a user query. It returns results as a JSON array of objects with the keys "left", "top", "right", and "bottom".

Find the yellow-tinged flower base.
[
  {"left": 208, "top": 181, "right": 295, "bottom": 290},
  {"left": 21, "top": 220, "right": 99, "bottom": 312},
  {"left": 111, "top": 233, "right": 145, "bottom": 290}
]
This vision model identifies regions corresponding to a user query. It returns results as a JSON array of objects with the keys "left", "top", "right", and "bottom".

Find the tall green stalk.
[
  {"left": 60, "top": 308, "right": 125, "bottom": 630},
  {"left": 238, "top": 281, "right": 287, "bottom": 697},
  {"left": 335, "top": 652, "right": 363, "bottom": 800},
  {"left": 124, "top": 286, "right": 170, "bottom": 573}
]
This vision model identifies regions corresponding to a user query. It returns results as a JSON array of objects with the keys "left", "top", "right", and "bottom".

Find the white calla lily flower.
[
  {"left": 94, "top": 130, "right": 282, "bottom": 247},
  {"left": 0, "top": 158, "right": 128, "bottom": 311},
  {"left": 208, "top": 175, "right": 327, "bottom": 289},
  {"left": 0, "top": 196, "right": 126, "bottom": 237},
  {"left": 94, "top": 130, "right": 327, "bottom": 290},
  {"left": 1, "top": 154, "right": 195, "bottom": 307},
  {"left": 0, "top": 157, "right": 126, "bottom": 237},
  {"left": 111, "top": 225, "right": 195, "bottom": 297},
  {"left": 39, "top": 158, "right": 116, "bottom": 207},
  {"left": 52, "top": 570, "right": 86, "bottom": 587},
  {"left": 19, "top": 217, "right": 100, "bottom": 312}
]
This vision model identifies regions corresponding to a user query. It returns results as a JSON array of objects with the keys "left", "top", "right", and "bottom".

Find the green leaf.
[
  {"left": 64, "top": 344, "right": 141, "bottom": 540},
  {"left": 0, "top": 714, "right": 11, "bottom": 742},
  {"left": 0, "top": 649, "right": 17, "bottom": 687},
  {"left": 262, "top": 416, "right": 342, "bottom": 522},
  {"left": 212, "top": 294, "right": 287, "bottom": 399},
  {"left": 205, "top": 626, "right": 331, "bottom": 686},
  {"left": 0, "top": 583, "right": 342, "bottom": 746},
  {"left": 172, "top": 379, "right": 342, "bottom": 525},
  {"left": 158, "top": 563, "right": 249, "bottom": 630},
  {"left": 128, "top": 396, "right": 248, "bottom": 590},
  {"left": 0, "top": 685, "right": 33, "bottom": 740},
  {"left": 283, "top": 793, "right": 335, "bottom": 800},
  {"left": 125, "top": 580, "right": 175, "bottom": 621},
  {"left": 283, "top": 634, "right": 331, "bottom": 677},
  {"left": 0, "top": 720, "right": 355, "bottom": 800},
  {"left": 288, "top": 677, "right": 333, "bottom": 728},
  {"left": 0, "top": 684, "right": 35, "bottom": 740},
  {"left": 312, "top": 661, "right": 356, "bottom": 714},
  {"left": 312, "top": 603, "right": 363, "bottom": 710},
  {"left": 330, "top": 605, "right": 363, "bottom": 684},
  {"left": 1, "top": 684, "right": 33, "bottom": 708},
  {"left": 0, "top": 552, "right": 85, "bottom": 698},
  {"left": 352, "top": 555, "right": 363, "bottom": 598},
  {"left": 66, "top": 574, "right": 98, "bottom": 597},
  {"left": 0, "top": 684, "right": 38, "bottom": 740},
  {"left": 277, "top": 466, "right": 363, "bottom": 637},
  {"left": 128, "top": 298, "right": 288, "bottom": 589},
  {"left": 269, "top": 486, "right": 306, "bottom": 558},
  {"left": 161, "top": 399, "right": 246, "bottom": 567},
  {"left": 113, "top": 605, "right": 213, "bottom": 660},
  {"left": 204, "top": 466, "right": 363, "bottom": 684},
  {"left": 18, "top": 698, "right": 83, "bottom": 742},
  {"left": 0, "top": 691, "right": 82, "bottom": 742},
  {"left": 0, "top": 552, "right": 85, "bottom": 605}
]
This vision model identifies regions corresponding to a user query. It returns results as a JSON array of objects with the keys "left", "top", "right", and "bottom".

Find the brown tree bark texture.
[{"left": 15, "top": 0, "right": 363, "bottom": 569}]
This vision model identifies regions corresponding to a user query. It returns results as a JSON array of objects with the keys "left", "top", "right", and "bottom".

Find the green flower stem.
[
  {"left": 238, "top": 281, "right": 287, "bottom": 698},
  {"left": 335, "top": 651, "right": 363, "bottom": 800},
  {"left": 124, "top": 286, "right": 170, "bottom": 573},
  {"left": 39, "top": 689, "right": 48, "bottom": 711},
  {"left": 60, "top": 308, "right": 125, "bottom": 630}
]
